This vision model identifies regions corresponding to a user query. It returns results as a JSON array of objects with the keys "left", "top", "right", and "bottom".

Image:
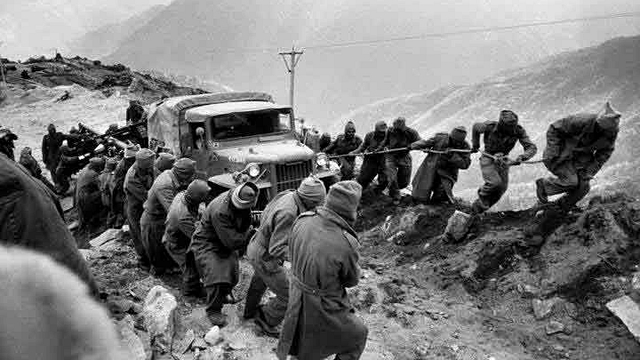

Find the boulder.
[
  {"left": 606, "top": 296, "right": 640, "bottom": 343},
  {"left": 532, "top": 297, "right": 562, "bottom": 320},
  {"left": 116, "top": 315, "right": 146, "bottom": 360},
  {"left": 204, "top": 326, "right": 222, "bottom": 345},
  {"left": 142, "top": 286, "right": 178, "bottom": 352},
  {"left": 90, "top": 228, "right": 122, "bottom": 249},
  {"left": 444, "top": 210, "right": 472, "bottom": 242},
  {"left": 545, "top": 321, "right": 565, "bottom": 335}
]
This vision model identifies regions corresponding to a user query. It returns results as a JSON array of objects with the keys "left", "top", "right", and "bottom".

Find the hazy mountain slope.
[
  {"left": 337, "top": 36, "right": 640, "bottom": 209},
  {"left": 0, "top": 0, "right": 172, "bottom": 59},
  {"left": 103, "top": 0, "right": 640, "bottom": 123},
  {"left": 66, "top": 5, "right": 166, "bottom": 59}
]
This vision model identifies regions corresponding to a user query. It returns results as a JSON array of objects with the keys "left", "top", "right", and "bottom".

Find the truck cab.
[{"left": 146, "top": 92, "right": 338, "bottom": 206}]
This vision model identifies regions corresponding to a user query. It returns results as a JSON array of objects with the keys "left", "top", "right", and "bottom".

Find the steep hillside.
[
  {"left": 104, "top": 0, "right": 640, "bottom": 122},
  {"left": 66, "top": 5, "right": 167, "bottom": 59},
  {"left": 337, "top": 35, "right": 640, "bottom": 209},
  {"left": 0, "top": 55, "right": 221, "bottom": 176}
]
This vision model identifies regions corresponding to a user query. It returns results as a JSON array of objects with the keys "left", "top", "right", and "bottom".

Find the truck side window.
[{"left": 190, "top": 124, "right": 206, "bottom": 150}]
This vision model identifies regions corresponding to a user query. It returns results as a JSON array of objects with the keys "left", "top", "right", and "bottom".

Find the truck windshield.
[{"left": 210, "top": 109, "right": 291, "bottom": 140}]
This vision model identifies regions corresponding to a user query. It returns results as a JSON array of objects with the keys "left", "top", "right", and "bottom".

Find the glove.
[{"left": 470, "top": 147, "right": 479, "bottom": 154}]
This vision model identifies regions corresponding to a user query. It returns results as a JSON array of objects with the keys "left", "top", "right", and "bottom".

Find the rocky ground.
[{"left": 76, "top": 189, "right": 640, "bottom": 360}]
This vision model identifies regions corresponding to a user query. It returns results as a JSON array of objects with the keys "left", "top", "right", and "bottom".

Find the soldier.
[
  {"left": 536, "top": 102, "right": 620, "bottom": 210},
  {"left": 351, "top": 121, "right": 388, "bottom": 192},
  {"left": 163, "top": 179, "right": 210, "bottom": 297},
  {"left": 111, "top": 146, "right": 138, "bottom": 227},
  {"left": 42, "top": 124, "right": 66, "bottom": 183},
  {"left": 56, "top": 140, "right": 91, "bottom": 195},
  {"left": 107, "top": 124, "right": 120, "bottom": 134},
  {"left": 19, "top": 147, "right": 57, "bottom": 192},
  {"left": 191, "top": 182, "right": 259, "bottom": 326},
  {"left": 378, "top": 117, "right": 421, "bottom": 205},
  {"left": 99, "top": 158, "right": 118, "bottom": 227},
  {"left": 410, "top": 126, "right": 471, "bottom": 204},
  {"left": 75, "top": 157, "right": 106, "bottom": 230},
  {"left": 124, "top": 149, "right": 156, "bottom": 270},
  {"left": 244, "top": 176, "right": 327, "bottom": 336},
  {"left": 0, "top": 154, "right": 99, "bottom": 297},
  {"left": 470, "top": 110, "right": 537, "bottom": 213},
  {"left": 322, "top": 121, "right": 363, "bottom": 180},
  {"left": 277, "top": 181, "right": 367, "bottom": 360},
  {"left": 155, "top": 152, "right": 176, "bottom": 177},
  {"left": 0, "top": 246, "right": 123, "bottom": 360},
  {"left": 0, "top": 127, "right": 18, "bottom": 161},
  {"left": 126, "top": 100, "right": 146, "bottom": 125},
  {"left": 141, "top": 158, "right": 196, "bottom": 275},
  {"left": 319, "top": 132, "right": 332, "bottom": 151}
]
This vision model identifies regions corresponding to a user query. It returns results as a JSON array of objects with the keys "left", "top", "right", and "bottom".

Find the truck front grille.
[{"left": 275, "top": 160, "right": 314, "bottom": 192}]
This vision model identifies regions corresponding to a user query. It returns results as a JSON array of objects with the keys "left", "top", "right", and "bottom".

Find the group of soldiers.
[
  {"left": 0, "top": 99, "right": 622, "bottom": 360},
  {"left": 317, "top": 102, "right": 620, "bottom": 220}
]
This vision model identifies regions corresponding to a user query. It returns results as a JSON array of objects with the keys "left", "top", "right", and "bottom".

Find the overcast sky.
[{"left": 1, "top": 0, "right": 639, "bottom": 59}]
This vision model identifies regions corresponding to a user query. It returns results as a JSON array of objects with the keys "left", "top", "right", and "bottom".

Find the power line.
[
  {"left": 202, "top": 10, "right": 640, "bottom": 54},
  {"left": 305, "top": 11, "right": 640, "bottom": 50}
]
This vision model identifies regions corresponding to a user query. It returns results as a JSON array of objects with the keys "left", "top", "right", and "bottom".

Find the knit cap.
[
  {"left": 172, "top": 158, "right": 196, "bottom": 182},
  {"left": 596, "top": 101, "right": 621, "bottom": 130},
  {"left": 88, "top": 157, "right": 105, "bottom": 172},
  {"left": 325, "top": 180, "right": 362, "bottom": 224},
  {"left": 450, "top": 126, "right": 467, "bottom": 142},
  {"left": 155, "top": 152, "right": 176, "bottom": 172},
  {"left": 231, "top": 182, "right": 259, "bottom": 210},
  {"left": 105, "top": 158, "right": 118, "bottom": 172},
  {"left": 135, "top": 148, "right": 156, "bottom": 169},
  {"left": 296, "top": 176, "right": 326, "bottom": 207},
  {"left": 185, "top": 179, "right": 210, "bottom": 206}
]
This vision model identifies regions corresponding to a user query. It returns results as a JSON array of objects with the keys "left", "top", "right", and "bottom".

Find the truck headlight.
[
  {"left": 316, "top": 153, "right": 328, "bottom": 167},
  {"left": 247, "top": 163, "right": 261, "bottom": 178}
]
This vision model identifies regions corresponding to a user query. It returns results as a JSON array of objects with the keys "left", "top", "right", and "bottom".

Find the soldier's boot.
[
  {"left": 254, "top": 306, "right": 280, "bottom": 337},
  {"left": 535, "top": 178, "right": 548, "bottom": 204}
]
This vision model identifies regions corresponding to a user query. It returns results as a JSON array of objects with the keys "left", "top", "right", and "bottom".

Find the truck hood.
[{"left": 213, "top": 139, "right": 314, "bottom": 164}]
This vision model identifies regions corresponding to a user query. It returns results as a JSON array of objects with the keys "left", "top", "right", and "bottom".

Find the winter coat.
[
  {"left": 98, "top": 170, "right": 114, "bottom": 207},
  {"left": 19, "top": 150, "right": 42, "bottom": 179},
  {"left": 410, "top": 133, "right": 471, "bottom": 201},
  {"left": 190, "top": 190, "right": 252, "bottom": 286},
  {"left": 322, "top": 134, "right": 363, "bottom": 166},
  {"left": 377, "top": 126, "right": 421, "bottom": 158},
  {"left": 471, "top": 121, "right": 537, "bottom": 159},
  {"left": 247, "top": 190, "right": 304, "bottom": 265},
  {"left": 0, "top": 154, "right": 99, "bottom": 296},
  {"left": 111, "top": 157, "right": 135, "bottom": 209},
  {"left": 75, "top": 166, "right": 102, "bottom": 227},
  {"left": 142, "top": 169, "right": 183, "bottom": 220},
  {"left": 42, "top": 132, "right": 65, "bottom": 170},
  {"left": 126, "top": 104, "right": 145, "bottom": 124},
  {"left": 124, "top": 163, "right": 154, "bottom": 213},
  {"left": 543, "top": 114, "right": 617, "bottom": 176},
  {"left": 163, "top": 191, "right": 198, "bottom": 248},
  {"left": 277, "top": 206, "right": 366, "bottom": 360}
]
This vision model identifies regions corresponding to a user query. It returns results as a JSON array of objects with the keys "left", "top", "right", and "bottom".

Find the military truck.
[{"left": 146, "top": 92, "right": 339, "bottom": 206}]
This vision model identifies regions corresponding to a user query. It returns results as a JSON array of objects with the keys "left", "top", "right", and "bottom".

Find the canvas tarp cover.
[{"left": 146, "top": 92, "right": 274, "bottom": 155}]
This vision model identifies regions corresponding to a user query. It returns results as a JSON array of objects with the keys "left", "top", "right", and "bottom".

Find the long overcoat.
[
  {"left": 411, "top": 133, "right": 471, "bottom": 201},
  {"left": 190, "top": 190, "right": 252, "bottom": 286},
  {"left": 543, "top": 114, "right": 617, "bottom": 175},
  {"left": 277, "top": 206, "right": 367, "bottom": 360},
  {"left": 0, "top": 154, "right": 99, "bottom": 296}
]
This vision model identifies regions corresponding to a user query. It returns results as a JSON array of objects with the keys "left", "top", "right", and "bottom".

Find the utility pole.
[{"left": 279, "top": 46, "right": 303, "bottom": 121}]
